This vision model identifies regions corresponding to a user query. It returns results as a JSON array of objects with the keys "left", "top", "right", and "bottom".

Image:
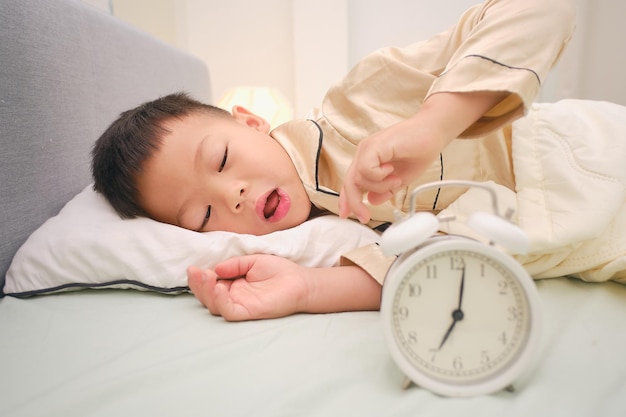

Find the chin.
[{"left": 266, "top": 219, "right": 300, "bottom": 235}]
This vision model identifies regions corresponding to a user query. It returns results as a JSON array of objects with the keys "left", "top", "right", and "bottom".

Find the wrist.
[{"left": 302, "top": 265, "right": 382, "bottom": 314}]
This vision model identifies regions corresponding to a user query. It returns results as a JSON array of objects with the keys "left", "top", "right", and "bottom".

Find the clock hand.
[
  {"left": 438, "top": 267, "right": 466, "bottom": 350},
  {"left": 438, "top": 308, "right": 465, "bottom": 350},
  {"left": 457, "top": 267, "right": 465, "bottom": 309},
  {"left": 438, "top": 317, "right": 457, "bottom": 350}
]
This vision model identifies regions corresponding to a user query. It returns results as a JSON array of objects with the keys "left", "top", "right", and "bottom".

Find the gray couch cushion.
[{"left": 0, "top": 0, "right": 211, "bottom": 294}]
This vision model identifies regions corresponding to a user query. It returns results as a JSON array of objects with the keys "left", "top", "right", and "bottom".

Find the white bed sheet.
[{"left": 1, "top": 277, "right": 625, "bottom": 417}]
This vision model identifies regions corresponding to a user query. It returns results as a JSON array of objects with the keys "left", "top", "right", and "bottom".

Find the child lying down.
[{"left": 91, "top": 0, "right": 626, "bottom": 321}]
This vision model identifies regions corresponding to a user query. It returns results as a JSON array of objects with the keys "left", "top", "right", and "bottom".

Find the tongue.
[{"left": 264, "top": 190, "right": 280, "bottom": 219}]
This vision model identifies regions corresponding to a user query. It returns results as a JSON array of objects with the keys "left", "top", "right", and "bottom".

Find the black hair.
[{"left": 91, "top": 92, "right": 229, "bottom": 218}]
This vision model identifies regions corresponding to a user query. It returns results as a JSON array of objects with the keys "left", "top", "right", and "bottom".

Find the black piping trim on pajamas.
[
  {"left": 462, "top": 54, "right": 542, "bottom": 85},
  {"left": 308, "top": 119, "right": 339, "bottom": 197},
  {"left": 374, "top": 222, "right": 391, "bottom": 232}
]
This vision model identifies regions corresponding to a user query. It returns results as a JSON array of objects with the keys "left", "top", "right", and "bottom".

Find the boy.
[{"left": 92, "top": 0, "right": 626, "bottom": 321}]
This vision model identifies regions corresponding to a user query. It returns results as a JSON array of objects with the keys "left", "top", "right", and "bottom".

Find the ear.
[{"left": 231, "top": 105, "right": 271, "bottom": 134}]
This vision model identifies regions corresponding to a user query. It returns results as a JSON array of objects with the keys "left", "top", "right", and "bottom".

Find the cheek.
[
  {"left": 260, "top": 140, "right": 291, "bottom": 165},
  {"left": 292, "top": 191, "right": 312, "bottom": 223}
]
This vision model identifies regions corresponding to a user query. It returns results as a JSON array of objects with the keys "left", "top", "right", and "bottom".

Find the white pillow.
[{"left": 4, "top": 185, "right": 380, "bottom": 297}]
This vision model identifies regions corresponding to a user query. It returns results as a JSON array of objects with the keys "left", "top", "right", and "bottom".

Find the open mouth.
[
  {"left": 263, "top": 189, "right": 280, "bottom": 219},
  {"left": 257, "top": 188, "right": 290, "bottom": 223}
]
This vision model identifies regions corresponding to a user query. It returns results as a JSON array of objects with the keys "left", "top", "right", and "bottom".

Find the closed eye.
[
  {"left": 198, "top": 147, "right": 226, "bottom": 231},
  {"left": 219, "top": 147, "right": 228, "bottom": 172},
  {"left": 198, "top": 206, "right": 211, "bottom": 231}
]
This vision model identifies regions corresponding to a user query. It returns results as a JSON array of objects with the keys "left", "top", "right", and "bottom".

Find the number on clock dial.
[{"left": 392, "top": 250, "right": 530, "bottom": 383}]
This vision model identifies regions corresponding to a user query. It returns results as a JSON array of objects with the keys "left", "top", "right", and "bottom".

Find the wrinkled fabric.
[{"left": 272, "top": 0, "right": 626, "bottom": 284}]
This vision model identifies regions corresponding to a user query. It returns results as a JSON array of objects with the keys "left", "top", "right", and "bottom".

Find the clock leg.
[{"left": 402, "top": 376, "right": 414, "bottom": 390}]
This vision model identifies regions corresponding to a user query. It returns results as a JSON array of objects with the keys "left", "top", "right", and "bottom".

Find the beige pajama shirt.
[{"left": 271, "top": 0, "right": 626, "bottom": 284}]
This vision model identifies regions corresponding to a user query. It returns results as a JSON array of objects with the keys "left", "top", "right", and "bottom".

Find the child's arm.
[
  {"left": 187, "top": 254, "right": 381, "bottom": 321},
  {"left": 339, "top": 90, "right": 508, "bottom": 223}
]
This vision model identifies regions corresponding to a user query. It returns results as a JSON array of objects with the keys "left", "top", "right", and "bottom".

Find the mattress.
[{"left": 1, "top": 277, "right": 625, "bottom": 416}]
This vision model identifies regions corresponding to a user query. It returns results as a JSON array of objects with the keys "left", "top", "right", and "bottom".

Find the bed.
[{"left": 2, "top": 1, "right": 626, "bottom": 416}]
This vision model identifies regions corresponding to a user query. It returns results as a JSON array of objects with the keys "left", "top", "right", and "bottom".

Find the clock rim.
[{"left": 381, "top": 236, "right": 542, "bottom": 397}]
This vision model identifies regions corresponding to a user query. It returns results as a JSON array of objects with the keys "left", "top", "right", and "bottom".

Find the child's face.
[{"left": 136, "top": 107, "right": 312, "bottom": 235}]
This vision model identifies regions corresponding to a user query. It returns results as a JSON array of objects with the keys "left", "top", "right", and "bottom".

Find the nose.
[{"left": 225, "top": 184, "right": 246, "bottom": 213}]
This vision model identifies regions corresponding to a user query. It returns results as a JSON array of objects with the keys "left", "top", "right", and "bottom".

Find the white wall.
[
  {"left": 347, "top": 0, "right": 477, "bottom": 66},
  {"left": 576, "top": 0, "right": 626, "bottom": 104},
  {"left": 178, "top": 0, "right": 295, "bottom": 110},
  {"left": 110, "top": 0, "right": 626, "bottom": 116},
  {"left": 112, "top": 0, "right": 178, "bottom": 46},
  {"left": 81, "top": 0, "right": 112, "bottom": 13},
  {"left": 292, "top": 1, "right": 349, "bottom": 118}
]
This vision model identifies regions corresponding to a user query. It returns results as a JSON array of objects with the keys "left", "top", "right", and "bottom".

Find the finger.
[
  {"left": 363, "top": 172, "right": 401, "bottom": 204},
  {"left": 340, "top": 163, "right": 400, "bottom": 222},
  {"left": 339, "top": 163, "right": 370, "bottom": 221},
  {"left": 353, "top": 164, "right": 401, "bottom": 194},
  {"left": 187, "top": 266, "right": 221, "bottom": 315},
  {"left": 357, "top": 162, "right": 395, "bottom": 185},
  {"left": 367, "top": 190, "right": 395, "bottom": 206},
  {"left": 213, "top": 282, "right": 251, "bottom": 322},
  {"left": 339, "top": 181, "right": 371, "bottom": 223},
  {"left": 338, "top": 181, "right": 356, "bottom": 218},
  {"left": 187, "top": 266, "right": 207, "bottom": 304},
  {"left": 339, "top": 163, "right": 358, "bottom": 218},
  {"left": 214, "top": 255, "right": 259, "bottom": 279}
]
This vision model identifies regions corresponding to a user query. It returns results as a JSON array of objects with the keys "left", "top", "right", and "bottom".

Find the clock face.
[{"left": 382, "top": 239, "right": 539, "bottom": 396}]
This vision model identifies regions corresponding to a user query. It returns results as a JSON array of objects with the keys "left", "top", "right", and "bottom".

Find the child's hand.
[
  {"left": 188, "top": 255, "right": 382, "bottom": 321},
  {"left": 339, "top": 115, "right": 445, "bottom": 223},
  {"left": 339, "top": 91, "right": 509, "bottom": 223},
  {"left": 187, "top": 254, "right": 309, "bottom": 321}
]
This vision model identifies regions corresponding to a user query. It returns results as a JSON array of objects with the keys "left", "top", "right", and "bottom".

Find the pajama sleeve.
[
  {"left": 425, "top": 0, "right": 577, "bottom": 136},
  {"left": 340, "top": 243, "right": 396, "bottom": 286},
  {"left": 322, "top": 0, "right": 577, "bottom": 142}
]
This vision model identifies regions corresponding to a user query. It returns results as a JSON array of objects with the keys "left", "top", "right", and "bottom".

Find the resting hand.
[{"left": 187, "top": 254, "right": 309, "bottom": 321}]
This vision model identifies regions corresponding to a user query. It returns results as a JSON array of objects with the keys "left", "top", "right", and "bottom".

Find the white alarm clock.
[{"left": 380, "top": 180, "right": 542, "bottom": 397}]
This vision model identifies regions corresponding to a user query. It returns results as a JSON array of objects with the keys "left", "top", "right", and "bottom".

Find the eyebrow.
[{"left": 195, "top": 135, "right": 209, "bottom": 170}]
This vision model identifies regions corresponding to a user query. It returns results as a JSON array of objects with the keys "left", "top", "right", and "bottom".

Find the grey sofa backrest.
[{"left": 0, "top": 0, "right": 212, "bottom": 294}]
